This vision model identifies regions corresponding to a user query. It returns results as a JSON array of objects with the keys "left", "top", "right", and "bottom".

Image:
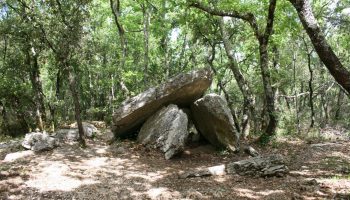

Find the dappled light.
[
  {"left": 1, "top": 132, "right": 350, "bottom": 199},
  {"left": 232, "top": 188, "right": 285, "bottom": 199},
  {"left": 1, "top": 0, "right": 350, "bottom": 199},
  {"left": 26, "top": 162, "right": 98, "bottom": 192}
]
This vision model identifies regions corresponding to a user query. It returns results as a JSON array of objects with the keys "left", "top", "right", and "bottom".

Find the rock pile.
[
  {"left": 22, "top": 132, "right": 59, "bottom": 151},
  {"left": 20, "top": 122, "right": 99, "bottom": 152},
  {"left": 112, "top": 68, "right": 240, "bottom": 159}
]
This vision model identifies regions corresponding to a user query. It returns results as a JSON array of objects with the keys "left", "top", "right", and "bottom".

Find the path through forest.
[{"left": 1, "top": 129, "right": 350, "bottom": 199}]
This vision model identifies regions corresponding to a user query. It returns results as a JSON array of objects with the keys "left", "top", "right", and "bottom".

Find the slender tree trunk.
[
  {"left": 280, "top": 89, "right": 291, "bottom": 110},
  {"left": 258, "top": 0, "right": 279, "bottom": 141},
  {"left": 320, "top": 93, "right": 328, "bottom": 124},
  {"left": 293, "top": 51, "right": 300, "bottom": 133},
  {"left": 110, "top": 0, "right": 131, "bottom": 100},
  {"left": 110, "top": 0, "right": 127, "bottom": 67},
  {"left": 67, "top": 65, "right": 86, "bottom": 147},
  {"left": 307, "top": 52, "right": 315, "bottom": 128},
  {"left": 160, "top": 0, "right": 169, "bottom": 79},
  {"left": 334, "top": 88, "right": 344, "bottom": 120},
  {"left": 219, "top": 18, "right": 255, "bottom": 138},
  {"left": 289, "top": 0, "right": 350, "bottom": 95},
  {"left": 299, "top": 82, "right": 305, "bottom": 112},
  {"left": 32, "top": 54, "right": 46, "bottom": 121},
  {"left": 142, "top": 2, "right": 150, "bottom": 85},
  {"left": 259, "top": 40, "right": 278, "bottom": 139},
  {"left": 111, "top": 74, "right": 115, "bottom": 101},
  {"left": 323, "top": 92, "right": 329, "bottom": 124},
  {"left": 272, "top": 44, "right": 280, "bottom": 109},
  {"left": 26, "top": 49, "right": 45, "bottom": 131},
  {"left": 48, "top": 70, "right": 63, "bottom": 131},
  {"left": 0, "top": 101, "right": 10, "bottom": 134},
  {"left": 13, "top": 96, "right": 30, "bottom": 134},
  {"left": 55, "top": 70, "right": 62, "bottom": 100},
  {"left": 48, "top": 103, "right": 56, "bottom": 132},
  {"left": 319, "top": 67, "right": 328, "bottom": 125}
]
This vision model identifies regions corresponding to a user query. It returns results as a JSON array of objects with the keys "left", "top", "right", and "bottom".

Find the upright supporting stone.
[
  {"left": 191, "top": 94, "right": 240, "bottom": 151},
  {"left": 138, "top": 104, "right": 189, "bottom": 159}
]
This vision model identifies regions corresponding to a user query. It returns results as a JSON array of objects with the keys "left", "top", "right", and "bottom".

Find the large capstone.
[
  {"left": 22, "top": 132, "right": 59, "bottom": 151},
  {"left": 112, "top": 68, "right": 212, "bottom": 138},
  {"left": 137, "top": 104, "right": 189, "bottom": 159},
  {"left": 191, "top": 94, "right": 239, "bottom": 151}
]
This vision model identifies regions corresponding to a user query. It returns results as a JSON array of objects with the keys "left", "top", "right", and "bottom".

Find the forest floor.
[{"left": 0, "top": 127, "right": 350, "bottom": 200}]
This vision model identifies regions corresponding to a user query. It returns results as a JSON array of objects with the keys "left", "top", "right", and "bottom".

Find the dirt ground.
[{"left": 1, "top": 130, "right": 350, "bottom": 200}]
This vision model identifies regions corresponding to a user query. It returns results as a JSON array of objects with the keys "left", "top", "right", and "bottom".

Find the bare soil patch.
[{"left": 1, "top": 132, "right": 349, "bottom": 199}]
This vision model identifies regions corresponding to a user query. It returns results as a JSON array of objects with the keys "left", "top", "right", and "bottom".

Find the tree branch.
[
  {"left": 189, "top": 1, "right": 261, "bottom": 39},
  {"left": 263, "top": 0, "right": 277, "bottom": 41}
]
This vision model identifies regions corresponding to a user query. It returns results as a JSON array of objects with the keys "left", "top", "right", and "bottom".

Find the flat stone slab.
[
  {"left": 112, "top": 68, "right": 212, "bottom": 138},
  {"left": 179, "top": 154, "right": 288, "bottom": 178}
]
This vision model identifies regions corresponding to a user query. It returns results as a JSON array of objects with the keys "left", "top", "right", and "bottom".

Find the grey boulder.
[
  {"left": 226, "top": 154, "right": 288, "bottom": 177},
  {"left": 179, "top": 154, "right": 288, "bottom": 178},
  {"left": 191, "top": 94, "right": 239, "bottom": 151},
  {"left": 22, "top": 132, "right": 59, "bottom": 151},
  {"left": 112, "top": 68, "right": 212, "bottom": 138},
  {"left": 137, "top": 104, "right": 189, "bottom": 159},
  {"left": 55, "top": 129, "right": 81, "bottom": 141},
  {"left": 70, "top": 122, "right": 99, "bottom": 138},
  {"left": 4, "top": 150, "right": 34, "bottom": 162},
  {"left": 55, "top": 122, "right": 98, "bottom": 141}
]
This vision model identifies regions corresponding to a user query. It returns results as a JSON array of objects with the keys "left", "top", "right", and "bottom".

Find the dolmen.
[{"left": 112, "top": 68, "right": 240, "bottom": 159}]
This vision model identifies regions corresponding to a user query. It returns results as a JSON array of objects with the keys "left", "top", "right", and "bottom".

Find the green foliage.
[{"left": 0, "top": 0, "right": 349, "bottom": 141}]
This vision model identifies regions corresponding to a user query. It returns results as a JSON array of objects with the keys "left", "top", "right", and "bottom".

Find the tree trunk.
[
  {"left": 26, "top": 49, "right": 45, "bottom": 131},
  {"left": 319, "top": 68, "right": 328, "bottom": 125},
  {"left": 293, "top": 51, "right": 300, "bottom": 133},
  {"left": 258, "top": 40, "right": 277, "bottom": 140},
  {"left": 258, "top": 0, "right": 278, "bottom": 142},
  {"left": 67, "top": 65, "right": 86, "bottom": 147},
  {"left": 334, "top": 88, "right": 344, "bottom": 120},
  {"left": 0, "top": 101, "right": 10, "bottom": 134},
  {"left": 289, "top": 0, "right": 350, "bottom": 95},
  {"left": 142, "top": 2, "right": 150, "bottom": 85},
  {"left": 307, "top": 52, "right": 315, "bottom": 128},
  {"left": 31, "top": 54, "right": 46, "bottom": 120},
  {"left": 110, "top": 0, "right": 127, "bottom": 67},
  {"left": 219, "top": 18, "right": 255, "bottom": 138}
]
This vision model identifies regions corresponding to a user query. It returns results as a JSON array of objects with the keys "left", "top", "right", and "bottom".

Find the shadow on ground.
[{"left": 1, "top": 136, "right": 350, "bottom": 199}]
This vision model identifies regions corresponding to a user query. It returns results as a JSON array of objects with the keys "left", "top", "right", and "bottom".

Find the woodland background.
[{"left": 0, "top": 0, "right": 349, "bottom": 142}]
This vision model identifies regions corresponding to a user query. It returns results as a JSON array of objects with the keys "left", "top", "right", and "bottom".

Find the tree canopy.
[{"left": 0, "top": 0, "right": 349, "bottom": 143}]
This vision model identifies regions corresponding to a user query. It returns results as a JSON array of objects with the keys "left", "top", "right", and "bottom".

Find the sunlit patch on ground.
[
  {"left": 26, "top": 162, "right": 98, "bottom": 192},
  {"left": 233, "top": 188, "right": 285, "bottom": 199},
  {"left": 1, "top": 136, "right": 350, "bottom": 199}
]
